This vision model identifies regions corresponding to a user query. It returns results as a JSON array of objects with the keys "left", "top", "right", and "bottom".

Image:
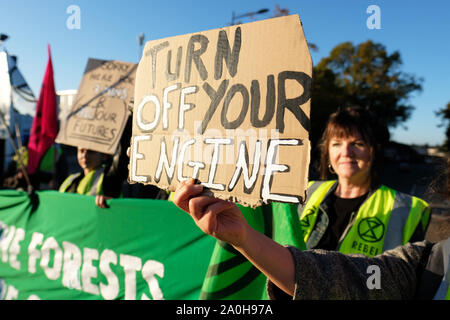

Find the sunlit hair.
[{"left": 319, "top": 106, "right": 389, "bottom": 187}]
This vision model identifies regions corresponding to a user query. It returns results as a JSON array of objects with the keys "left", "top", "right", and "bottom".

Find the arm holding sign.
[
  {"left": 173, "top": 178, "right": 447, "bottom": 300},
  {"left": 172, "top": 178, "right": 296, "bottom": 296}
]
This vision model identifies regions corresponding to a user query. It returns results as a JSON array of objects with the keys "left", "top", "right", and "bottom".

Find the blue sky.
[{"left": 1, "top": 0, "right": 449, "bottom": 146}]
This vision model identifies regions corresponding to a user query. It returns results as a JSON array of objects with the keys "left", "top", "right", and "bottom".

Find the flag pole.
[
  {"left": 0, "top": 110, "right": 33, "bottom": 192},
  {"left": 15, "top": 121, "right": 23, "bottom": 149}
]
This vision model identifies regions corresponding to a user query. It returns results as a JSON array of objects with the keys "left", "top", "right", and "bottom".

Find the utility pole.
[
  {"left": 0, "top": 33, "right": 8, "bottom": 50},
  {"left": 137, "top": 33, "right": 145, "bottom": 61},
  {"left": 230, "top": 8, "right": 269, "bottom": 25}
]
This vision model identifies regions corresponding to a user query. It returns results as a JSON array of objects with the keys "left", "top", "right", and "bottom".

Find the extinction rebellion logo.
[
  {"left": 357, "top": 217, "right": 385, "bottom": 242},
  {"left": 299, "top": 206, "right": 316, "bottom": 229}
]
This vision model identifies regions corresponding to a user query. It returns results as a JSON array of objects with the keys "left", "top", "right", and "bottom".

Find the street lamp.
[
  {"left": 0, "top": 33, "right": 9, "bottom": 49},
  {"left": 230, "top": 8, "right": 269, "bottom": 25},
  {"left": 137, "top": 33, "right": 145, "bottom": 61}
]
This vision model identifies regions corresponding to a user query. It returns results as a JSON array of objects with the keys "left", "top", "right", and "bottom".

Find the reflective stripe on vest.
[
  {"left": 382, "top": 191, "right": 412, "bottom": 251},
  {"left": 88, "top": 168, "right": 104, "bottom": 195},
  {"left": 59, "top": 172, "right": 82, "bottom": 193},
  {"left": 305, "top": 181, "right": 325, "bottom": 202},
  {"left": 382, "top": 192, "right": 430, "bottom": 251},
  {"left": 298, "top": 180, "right": 337, "bottom": 244},
  {"left": 77, "top": 168, "right": 104, "bottom": 196},
  {"left": 59, "top": 169, "right": 104, "bottom": 196},
  {"left": 298, "top": 181, "right": 429, "bottom": 257},
  {"left": 433, "top": 238, "right": 450, "bottom": 300}
]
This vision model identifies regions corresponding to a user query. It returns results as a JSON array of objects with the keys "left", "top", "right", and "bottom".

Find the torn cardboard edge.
[{"left": 129, "top": 14, "right": 312, "bottom": 208}]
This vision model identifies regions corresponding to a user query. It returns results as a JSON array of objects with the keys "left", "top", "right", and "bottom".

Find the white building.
[{"left": 0, "top": 50, "right": 35, "bottom": 174}]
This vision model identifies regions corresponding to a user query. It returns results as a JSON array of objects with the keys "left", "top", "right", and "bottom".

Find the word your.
[
  {"left": 366, "top": 5, "right": 381, "bottom": 30},
  {"left": 0, "top": 223, "right": 165, "bottom": 300},
  {"left": 70, "top": 97, "right": 120, "bottom": 142},
  {"left": 66, "top": 5, "right": 81, "bottom": 30},
  {"left": 366, "top": 265, "right": 381, "bottom": 289}
]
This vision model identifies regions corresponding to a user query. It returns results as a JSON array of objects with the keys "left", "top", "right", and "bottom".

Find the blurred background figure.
[{"left": 59, "top": 147, "right": 109, "bottom": 195}]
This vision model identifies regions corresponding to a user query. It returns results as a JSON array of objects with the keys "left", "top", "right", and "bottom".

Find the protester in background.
[
  {"left": 59, "top": 147, "right": 109, "bottom": 195},
  {"left": 1, "top": 145, "right": 30, "bottom": 191},
  {"left": 298, "top": 107, "right": 430, "bottom": 255},
  {"left": 29, "top": 144, "right": 64, "bottom": 190},
  {"left": 1, "top": 142, "right": 63, "bottom": 191},
  {"left": 172, "top": 178, "right": 449, "bottom": 300}
]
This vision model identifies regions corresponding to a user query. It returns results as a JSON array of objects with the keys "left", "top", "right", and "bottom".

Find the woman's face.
[{"left": 328, "top": 132, "right": 373, "bottom": 181}]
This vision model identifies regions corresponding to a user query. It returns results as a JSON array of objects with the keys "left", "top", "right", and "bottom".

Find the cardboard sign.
[
  {"left": 129, "top": 15, "right": 312, "bottom": 207},
  {"left": 56, "top": 58, "right": 137, "bottom": 154}
]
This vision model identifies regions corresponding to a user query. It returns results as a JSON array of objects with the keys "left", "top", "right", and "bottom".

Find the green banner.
[
  {"left": 0, "top": 190, "right": 305, "bottom": 300},
  {"left": 0, "top": 190, "right": 216, "bottom": 300},
  {"left": 200, "top": 202, "right": 306, "bottom": 299}
]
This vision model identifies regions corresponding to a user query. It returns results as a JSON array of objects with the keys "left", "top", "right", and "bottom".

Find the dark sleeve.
[
  {"left": 409, "top": 222, "right": 426, "bottom": 243},
  {"left": 409, "top": 207, "right": 432, "bottom": 243},
  {"left": 414, "top": 238, "right": 448, "bottom": 299},
  {"left": 267, "top": 241, "right": 432, "bottom": 300},
  {"left": 102, "top": 116, "right": 132, "bottom": 197}
]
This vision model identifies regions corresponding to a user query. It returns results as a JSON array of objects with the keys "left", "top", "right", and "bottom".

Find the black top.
[{"left": 316, "top": 192, "right": 369, "bottom": 250}]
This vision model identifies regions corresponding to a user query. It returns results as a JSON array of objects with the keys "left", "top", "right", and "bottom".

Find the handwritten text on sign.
[
  {"left": 129, "top": 15, "right": 312, "bottom": 207},
  {"left": 56, "top": 59, "right": 136, "bottom": 154}
]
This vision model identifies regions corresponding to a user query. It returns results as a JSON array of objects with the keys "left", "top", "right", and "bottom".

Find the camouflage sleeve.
[{"left": 267, "top": 241, "right": 432, "bottom": 300}]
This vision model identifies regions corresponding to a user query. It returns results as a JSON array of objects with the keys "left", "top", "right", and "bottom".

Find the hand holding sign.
[
  {"left": 129, "top": 15, "right": 312, "bottom": 207},
  {"left": 173, "top": 178, "right": 249, "bottom": 247}
]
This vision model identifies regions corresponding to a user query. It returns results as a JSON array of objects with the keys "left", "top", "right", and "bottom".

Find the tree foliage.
[
  {"left": 436, "top": 102, "right": 450, "bottom": 151},
  {"left": 310, "top": 40, "right": 423, "bottom": 149}
]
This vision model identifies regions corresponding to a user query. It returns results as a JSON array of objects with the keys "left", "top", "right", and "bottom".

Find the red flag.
[{"left": 27, "top": 45, "right": 58, "bottom": 174}]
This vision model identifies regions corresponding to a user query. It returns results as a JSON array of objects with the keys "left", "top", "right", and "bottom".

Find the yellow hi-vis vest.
[
  {"left": 59, "top": 167, "right": 105, "bottom": 196},
  {"left": 298, "top": 180, "right": 431, "bottom": 257}
]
